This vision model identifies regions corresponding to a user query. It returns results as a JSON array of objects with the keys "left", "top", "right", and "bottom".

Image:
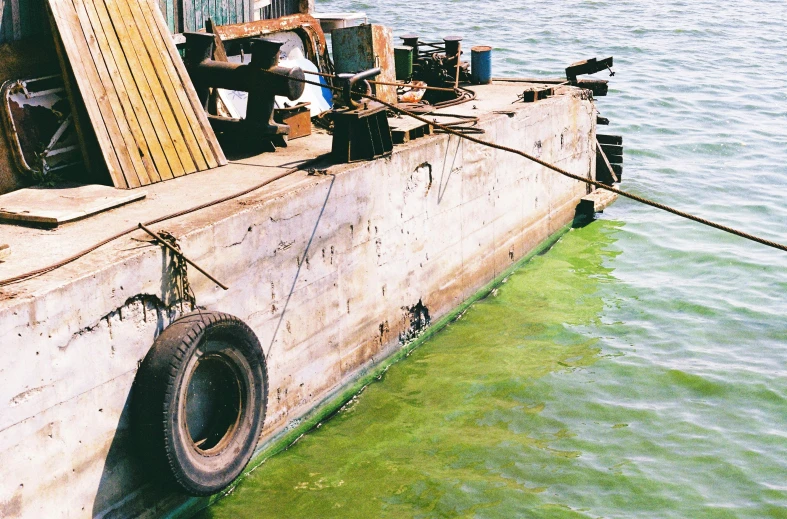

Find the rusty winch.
[
  {"left": 330, "top": 68, "right": 393, "bottom": 163},
  {"left": 183, "top": 34, "right": 305, "bottom": 150},
  {"left": 400, "top": 34, "right": 471, "bottom": 102}
]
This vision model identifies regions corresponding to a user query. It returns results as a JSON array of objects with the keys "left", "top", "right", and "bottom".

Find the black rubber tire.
[{"left": 131, "top": 311, "right": 267, "bottom": 496}]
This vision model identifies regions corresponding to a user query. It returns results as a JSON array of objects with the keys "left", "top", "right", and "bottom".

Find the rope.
[
  {"left": 3, "top": 72, "right": 785, "bottom": 289},
  {"left": 0, "top": 163, "right": 318, "bottom": 287},
  {"left": 279, "top": 71, "right": 787, "bottom": 254}
]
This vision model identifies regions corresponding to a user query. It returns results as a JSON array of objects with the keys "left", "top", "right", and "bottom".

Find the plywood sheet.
[
  {"left": 46, "top": 0, "right": 227, "bottom": 189},
  {"left": 0, "top": 184, "right": 146, "bottom": 225}
]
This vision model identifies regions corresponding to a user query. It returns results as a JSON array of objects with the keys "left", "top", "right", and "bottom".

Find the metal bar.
[
  {"left": 595, "top": 137, "right": 619, "bottom": 183},
  {"left": 44, "top": 115, "right": 72, "bottom": 153},
  {"left": 138, "top": 223, "right": 230, "bottom": 290},
  {"left": 44, "top": 145, "right": 79, "bottom": 158}
]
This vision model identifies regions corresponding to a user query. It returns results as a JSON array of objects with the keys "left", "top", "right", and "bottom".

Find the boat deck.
[{"left": 0, "top": 81, "right": 578, "bottom": 302}]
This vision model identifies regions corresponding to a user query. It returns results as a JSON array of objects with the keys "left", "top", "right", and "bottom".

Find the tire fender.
[{"left": 131, "top": 311, "right": 267, "bottom": 496}]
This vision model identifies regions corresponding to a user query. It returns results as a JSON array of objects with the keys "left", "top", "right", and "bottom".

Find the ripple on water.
[{"left": 199, "top": 1, "right": 787, "bottom": 517}]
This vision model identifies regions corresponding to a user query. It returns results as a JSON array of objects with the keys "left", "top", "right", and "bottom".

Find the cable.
[
  {"left": 271, "top": 71, "right": 787, "bottom": 254},
  {"left": 376, "top": 97, "right": 787, "bottom": 253},
  {"left": 302, "top": 70, "right": 458, "bottom": 93},
  {"left": 4, "top": 72, "right": 785, "bottom": 288},
  {"left": 0, "top": 162, "right": 318, "bottom": 287},
  {"left": 302, "top": 70, "right": 476, "bottom": 109}
]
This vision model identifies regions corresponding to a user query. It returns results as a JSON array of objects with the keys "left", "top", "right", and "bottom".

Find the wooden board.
[
  {"left": 0, "top": 184, "right": 146, "bottom": 226},
  {"left": 46, "top": 0, "right": 227, "bottom": 189},
  {"left": 390, "top": 118, "right": 432, "bottom": 145}
]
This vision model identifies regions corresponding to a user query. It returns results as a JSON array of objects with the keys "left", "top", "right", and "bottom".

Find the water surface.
[{"left": 200, "top": 1, "right": 787, "bottom": 517}]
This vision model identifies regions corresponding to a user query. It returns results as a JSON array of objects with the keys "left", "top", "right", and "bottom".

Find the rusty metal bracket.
[
  {"left": 1, "top": 75, "right": 82, "bottom": 179},
  {"left": 595, "top": 137, "right": 620, "bottom": 184},
  {"left": 338, "top": 68, "right": 380, "bottom": 109},
  {"left": 565, "top": 57, "right": 614, "bottom": 82}
]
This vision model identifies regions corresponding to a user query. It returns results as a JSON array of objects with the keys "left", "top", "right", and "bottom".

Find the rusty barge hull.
[{"left": 0, "top": 80, "right": 600, "bottom": 517}]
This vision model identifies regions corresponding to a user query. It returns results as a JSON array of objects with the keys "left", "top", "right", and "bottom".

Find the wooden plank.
[
  {"left": 48, "top": 0, "right": 224, "bottom": 187},
  {"left": 165, "top": 0, "right": 173, "bottom": 32},
  {"left": 1, "top": 2, "right": 8, "bottom": 43},
  {"left": 19, "top": 0, "right": 30, "bottom": 39},
  {"left": 597, "top": 134, "right": 622, "bottom": 145},
  {"left": 204, "top": 18, "right": 227, "bottom": 60},
  {"left": 122, "top": 0, "right": 211, "bottom": 171},
  {"left": 71, "top": 0, "right": 150, "bottom": 186},
  {"left": 48, "top": 10, "right": 97, "bottom": 176},
  {"left": 130, "top": 0, "right": 212, "bottom": 170},
  {"left": 93, "top": 0, "right": 183, "bottom": 178},
  {"left": 182, "top": 0, "right": 192, "bottom": 32},
  {"left": 86, "top": 0, "right": 174, "bottom": 180},
  {"left": 142, "top": 0, "right": 226, "bottom": 166},
  {"left": 193, "top": 0, "right": 201, "bottom": 34},
  {"left": 81, "top": 0, "right": 162, "bottom": 182},
  {"left": 595, "top": 138, "right": 618, "bottom": 183},
  {"left": 48, "top": 0, "right": 128, "bottom": 187},
  {"left": 0, "top": 184, "right": 146, "bottom": 226},
  {"left": 102, "top": 0, "right": 197, "bottom": 175},
  {"left": 204, "top": 17, "right": 227, "bottom": 116},
  {"left": 52, "top": 0, "right": 138, "bottom": 188},
  {"left": 152, "top": 0, "right": 225, "bottom": 166}
]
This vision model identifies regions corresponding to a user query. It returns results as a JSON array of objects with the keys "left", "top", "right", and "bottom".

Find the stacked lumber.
[{"left": 46, "top": 0, "right": 226, "bottom": 189}]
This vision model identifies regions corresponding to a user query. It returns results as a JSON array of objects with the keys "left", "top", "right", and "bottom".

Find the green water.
[
  {"left": 199, "top": 223, "right": 786, "bottom": 518},
  {"left": 198, "top": 0, "right": 787, "bottom": 516}
]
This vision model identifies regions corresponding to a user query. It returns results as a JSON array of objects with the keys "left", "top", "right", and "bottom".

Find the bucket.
[
  {"left": 471, "top": 46, "right": 493, "bottom": 85},
  {"left": 394, "top": 45, "right": 414, "bottom": 81}
]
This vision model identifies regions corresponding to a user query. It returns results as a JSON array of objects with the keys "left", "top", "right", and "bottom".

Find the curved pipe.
[{"left": 339, "top": 68, "right": 381, "bottom": 109}]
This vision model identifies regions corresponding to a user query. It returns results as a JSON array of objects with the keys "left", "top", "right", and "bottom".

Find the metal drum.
[
  {"left": 394, "top": 45, "right": 414, "bottom": 81},
  {"left": 471, "top": 45, "right": 493, "bottom": 85}
]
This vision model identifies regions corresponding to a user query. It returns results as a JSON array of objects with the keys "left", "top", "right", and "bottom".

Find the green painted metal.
[
  {"left": 0, "top": 0, "right": 280, "bottom": 43},
  {"left": 161, "top": 0, "right": 247, "bottom": 34},
  {"left": 394, "top": 45, "right": 413, "bottom": 81}
]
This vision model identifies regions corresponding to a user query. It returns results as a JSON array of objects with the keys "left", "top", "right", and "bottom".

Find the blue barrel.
[{"left": 471, "top": 46, "right": 493, "bottom": 85}]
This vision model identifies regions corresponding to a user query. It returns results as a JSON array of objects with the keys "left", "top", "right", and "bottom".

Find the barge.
[{"left": 0, "top": 2, "right": 620, "bottom": 517}]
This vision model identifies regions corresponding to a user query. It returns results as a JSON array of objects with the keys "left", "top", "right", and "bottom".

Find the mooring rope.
[
  {"left": 285, "top": 71, "right": 787, "bottom": 253},
  {"left": 1, "top": 73, "right": 784, "bottom": 289},
  {"left": 0, "top": 163, "right": 317, "bottom": 287}
]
